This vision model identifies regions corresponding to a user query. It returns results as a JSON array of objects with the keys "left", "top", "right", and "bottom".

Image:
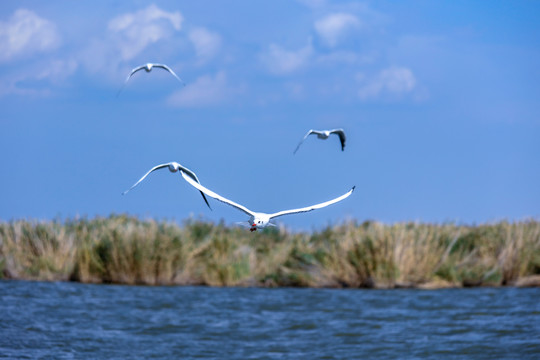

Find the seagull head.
[
  {"left": 250, "top": 214, "right": 270, "bottom": 231},
  {"left": 321, "top": 130, "right": 331, "bottom": 138},
  {"left": 168, "top": 162, "right": 181, "bottom": 173},
  {"left": 145, "top": 63, "right": 153, "bottom": 72}
]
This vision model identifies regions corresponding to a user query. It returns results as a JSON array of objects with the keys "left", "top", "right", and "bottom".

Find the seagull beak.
[{"left": 252, "top": 223, "right": 256, "bottom": 227}]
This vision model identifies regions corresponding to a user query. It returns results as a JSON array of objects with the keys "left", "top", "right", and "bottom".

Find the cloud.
[
  {"left": 0, "top": 9, "right": 60, "bottom": 63},
  {"left": 357, "top": 66, "right": 416, "bottom": 100},
  {"left": 167, "top": 71, "right": 241, "bottom": 107},
  {"left": 0, "top": 9, "right": 75, "bottom": 97},
  {"left": 316, "top": 50, "right": 377, "bottom": 67},
  {"left": 36, "top": 59, "right": 78, "bottom": 82},
  {"left": 108, "top": 4, "right": 183, "bottom": 61},
  {"left": 261, "top": 40, "right": 313, "bottom": 75},
  {"left": 0, "top": 57, "right": 77, "bottom": 97},
  {"left": 188, "top": 27, "right": 221, "bottom": 61},
  {"left": 284, "top": 82, "right": 306, "bottom": 100},
  {"left": 78, "top": 4, "right": 185, "bottom": 82},
  {"left": 314, "top": 13, "right": 361, "bottom": 47}
]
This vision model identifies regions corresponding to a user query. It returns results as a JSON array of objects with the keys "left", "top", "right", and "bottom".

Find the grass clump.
[{"left": 1, "top": 215, "right": 539, "bottom": 288}]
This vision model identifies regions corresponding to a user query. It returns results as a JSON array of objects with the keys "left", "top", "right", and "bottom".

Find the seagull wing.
[
  {"left": 293, "top": 130, "right": 316, "bottom": 154},
  {"left": 116, "top": 65, "right": 146, "bottom": 97},
  {"left": 179, "top": 166, "right": 212, "bottom": 210},
  {"left": 122, "top": 163, "right": 170, "bottom": 195},
  {"left": 180, "top": 171, "right": 254, "bottom": 217},
  {"left": 330, "top": 129, "right": 346, "bottom": 151},
  {"left": 127, "top": 65, "right": 146, "bottom": 81},
  {"left": 154, "top": 64, "right": 186, "bottom": 85},
  {"left": 269, "top": 186, "right": 355, "bottom": 220}
]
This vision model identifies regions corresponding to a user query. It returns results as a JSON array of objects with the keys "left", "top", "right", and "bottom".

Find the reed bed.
[{"left": 1, "top": 215, "right": 539, "bottom": 288}]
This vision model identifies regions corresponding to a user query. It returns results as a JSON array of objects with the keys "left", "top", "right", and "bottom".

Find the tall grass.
[{"left": 1, "top": 215, "right": 539, "bottom": 287}]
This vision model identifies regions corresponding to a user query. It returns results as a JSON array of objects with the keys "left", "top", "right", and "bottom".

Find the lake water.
[{"left": 1, "top": 280, "right": 539, "bottom": 359}]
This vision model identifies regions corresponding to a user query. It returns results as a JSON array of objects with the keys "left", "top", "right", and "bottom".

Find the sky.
[{"left": 0, "top": 1, "right": 539, "bottom": 231}]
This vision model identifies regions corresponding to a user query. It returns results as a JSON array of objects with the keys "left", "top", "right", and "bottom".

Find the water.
[{"left": 1, "top": 280, "right": 539, "bottom": 359}]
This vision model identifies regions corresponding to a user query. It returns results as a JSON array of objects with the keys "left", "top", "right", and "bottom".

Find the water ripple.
[{"left": 1, "top": 281, "right": 539, "bottom": 359}]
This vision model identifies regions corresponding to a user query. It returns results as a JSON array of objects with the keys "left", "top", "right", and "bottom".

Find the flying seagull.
[
  {"left": 117, "top": 63, "right": 185, "bottom": 96},
  {"left": 180, "top": 170, "right": 354, "bottom": 232},
  {"left": 122, "top": 162, "right": 211, "bottom": 210},
  {"left": 293, "top": 129, "right": 346, "bottom": 154}
]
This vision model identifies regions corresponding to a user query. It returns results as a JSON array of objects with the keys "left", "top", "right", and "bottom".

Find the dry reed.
[{"left": 1, "top": 215, "right": 539, "bottom": 288}]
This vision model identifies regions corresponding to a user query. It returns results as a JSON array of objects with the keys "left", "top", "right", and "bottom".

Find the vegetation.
[{"left": 1, "top": 215, "right": 539, "bottom": 288}]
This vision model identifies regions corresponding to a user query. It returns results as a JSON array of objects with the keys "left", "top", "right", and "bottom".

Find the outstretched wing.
[
  {"left": 154, "top": 64, "right": 186, "bottom": 85},
  {"left": 122, "top": 162, "right": 212, "bottom": 210},
  {"left": 269, "top": 186, "right": 355, "bottom": 219},
  {"left": 293, "top": 130, "right": 316, "bottom": 154},
  {"left": 330, "top": 129, "right": 346, "bottom": 151},
  {"left": 122, "top": 163, "right": 170, "bottom": 195},
  {"left": 180, "top": 171, "right": 254, "bottom": 217},
  {"left": 179, "top": 166, "right": 212, "bottom": 210},
  {"left": 117, "top": 65, "right": 146, "bottom": 97},
  {"left": 127, "top": 65, "right": 146, "bottom": 81}
]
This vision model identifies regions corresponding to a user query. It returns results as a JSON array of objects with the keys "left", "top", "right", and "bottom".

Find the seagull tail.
[{"left": 235, "top": 221, "right": 251, "bottom": 228}]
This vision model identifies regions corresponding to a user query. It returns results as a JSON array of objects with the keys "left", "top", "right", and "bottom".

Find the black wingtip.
[
  {"left": 201, "top": 192, "right": 213, "bottom": 211},
  {"left": 352, "top": 186, "right": 356, "bottom": 191}
]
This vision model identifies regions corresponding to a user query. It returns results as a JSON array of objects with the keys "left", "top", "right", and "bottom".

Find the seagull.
[
  {"left": 293, "top": 129, "right": 346, "bottom": 154},
  {"left": 122, "top": 162, "right": 211, "bottom": 210},
  {"left": 180, "top": 170, "right": 354, "bottom": 232},
  {"left": 117, "top": 63, "right": 185, "bottom": 96}
]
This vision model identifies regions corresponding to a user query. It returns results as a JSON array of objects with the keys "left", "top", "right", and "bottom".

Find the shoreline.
[{"left": 2, "top": 275, "right": 540, "bottom": 289}]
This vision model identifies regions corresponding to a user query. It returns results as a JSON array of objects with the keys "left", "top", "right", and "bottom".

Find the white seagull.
[
  {"left": 180, "top": 171, "right": 354, "bottom": 232},
  {"left": 117, "top": 63, "right": 185, "bottom": 96},
  {"left": 293, "top": 129, "right": 347, "bottom": 154},
  {"left": 123, "top": 162, "right": 211, "bottom": 210}
]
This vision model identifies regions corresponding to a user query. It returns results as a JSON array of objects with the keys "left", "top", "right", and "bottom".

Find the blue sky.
[{"left": 1, "top": 1, "right": 539, "bottom": 230}]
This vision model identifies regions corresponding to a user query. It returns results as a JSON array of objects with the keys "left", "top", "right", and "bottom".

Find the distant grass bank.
[{"left": 1, "top": 215, "right": 539, "bottom": 288}]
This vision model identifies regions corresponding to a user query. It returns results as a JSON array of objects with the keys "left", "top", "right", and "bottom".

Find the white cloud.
[
  {"left": 108, "top": 4, "right": 183, "bottom": 61},
  {"left": 77, "top": 4, "right": 185, "bottom": 82},
  {"left": 357, "top": 66, "right": 416, "bottom": 100},
  {"left": 0, "top": 57, "right": 77, "bottom": 97},
  {"left": 188, "top": 27, "right": 221, "bottom": 61},
  {"left": 36, "top": 59, "right": 78, "bottom": 82},
  {"left": 261, "top": 40, "right": 313, "bottom": 75},
  {"left": 314, "top": 13, "right": 361, "bottom": 47},
  {"left": 167, "top": 71, "right": 240, "bottom": 107},
  {"left": 0, "top": 9, "right": 60, "bottom": 63},
  {"left": 0, "top": 80, "right": 49, "bottom": 97},
  {"left": 380, "top": 67, "right": 416, "bottom": 93},
  {"left": 316, "top": 50, "right": 377, "bottom": 67},
  {"left": 0, "top": 9, "right": 77, "bottom": 97},
  {"left": 284, "top": 82, "right": 306, "bottom": 100}
]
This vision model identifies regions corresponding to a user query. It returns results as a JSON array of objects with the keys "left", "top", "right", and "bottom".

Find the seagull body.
[
  {"left": 294, "top": 129, "right": 346, "bottom": 154},
  {"left": 117, "top": 63, "right": 185, "bottom": 96},
  {"left": 180, "top": 171, "right": 354, "bottom": 232},
  {"left": 123, "top": 162, "right": 211, "bottom": 210}
]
